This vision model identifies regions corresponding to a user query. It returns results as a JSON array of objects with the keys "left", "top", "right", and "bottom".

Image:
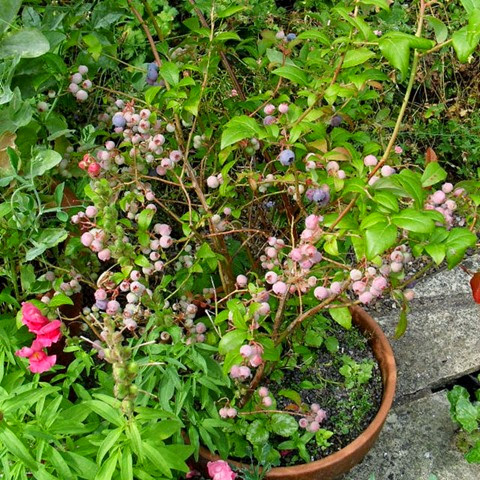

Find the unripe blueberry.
[
  {"left": 278, "top": 103, "right": 289, "bottom": 114},
  {"left": 381, "top": 165, "right": 395, "bottom": 177},
  {"left": 130, "top": 270, "right": 141, "bottom": 281},
  {"left": 431, "top": 190, "right": 446, "bottom": 205},
  {"left": 390, "top": 262, "right": 403, "bottom": 273},
  {"left": 159, "top": 236, "right": 173, "bottom": 249},
  {"left": 78, "top": 65, "right": 89, "bottom": 75},
  {"left": 404, "top": 289, "right": 415, "bottom": 301},
  {"left": 85, "top": 206, "right": 98, "bottom": 218},
  {"left": 364, "top": 155, "right": 378, "bottom": 167},
  {"left": 239, "top": 366, "right": 251, "bottom": 379},
  {"left": 219, "top": 407, "right": 229, "bottom": 418},
  {"left": 98, "top": 249, "right": 111, "bottom": 262},
  {"left": 75, "top": 90, "right": 88, "bottom": 101},
  {"left": 196, "top": 322, "right": 206, "bottom": 334},
  {"left": 250, "top": 355, "right": 263, "bottom": 367},
  {"left": 264, "top": 104, "right": 276, "bottom": 115},
  {"left": 71, "top": 73, "right": 82, "bottom": 84},
  {"left": 207, "top": 175, "right": 220, "bottom": 189},
  {"left": 372, "top": 276, "right": 387, "bottom": 291},
  {"left": 236, "top": 274, "right": 248, "bottom": 287},
  {"left": 94, "top": 289, "right": 107, "bottom": 301},
  {"left": 326, "top": 161, "right": 339, "bottom": 173},
  {"left": 87, "top": 162, "right": 101, "bottom": 177},
  {"left": 227, "top": 407, "right": 237, "bottom": 418},
  {"left": 358, "top": 291, "right": 374, "bottom": 304},
  {"left": 330, "top": 282, "right": 342, "bottom": 295},
  {"left": 265, "top": 271, "right": 278, "bottom": 284},
  {"left": 314, "top": 286, "right": 329, "bottom": 300},
  {"left": 299, "top": 418, "right": 309, "bottom": 428},
  {"left": 82, "top": 79, "right": 92, "bottom": 90},
  {"left": 69, "top": 83, "right": 80, "bottom": 94},
  {"left": 37, "top": 101, "right": 49, "bottom": 112},
  {"left": 272, "top": 281, "right": 288, "bottom": 295},
  {"left": 262, "top": 396, "right": 273, "bottom": 407},
  {"left": 81, "top": 232, "right": 94, "bottom": 247},
  {"left": 442, "top": 183, "right": 453, "bottom": 194},
  {"left": 276, "top": 30, "right": 286, "bottom": 40},
  {"left": 350, "top": 269, "right": 363, "bottom": 281},
  {"left": 258, "top": 387, "right": 269, "bottom": 397}
]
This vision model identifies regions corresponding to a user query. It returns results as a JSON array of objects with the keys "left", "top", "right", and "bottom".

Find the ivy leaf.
[{"left": 270, "top": 414, "right": 299, "bottom": 437}]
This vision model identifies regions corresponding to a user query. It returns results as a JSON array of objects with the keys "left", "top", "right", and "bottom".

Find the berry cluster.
[
  {"left": 68, "top": 65, "right": 93, "bottom": 102},
  {"left": 425, "top": 182, "right": 465, "bottom": 228},
  {"left": 298, "top": 403, "right": 327, "bottom": 433}
]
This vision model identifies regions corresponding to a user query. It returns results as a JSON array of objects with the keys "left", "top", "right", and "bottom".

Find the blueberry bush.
[{"left": 1, "top": 0, "right": 480, "bottom": 479}]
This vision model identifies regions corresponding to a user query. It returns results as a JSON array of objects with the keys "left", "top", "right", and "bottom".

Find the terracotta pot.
[{"left": 195, "top": 306, "right": 396, "bottom": 480}]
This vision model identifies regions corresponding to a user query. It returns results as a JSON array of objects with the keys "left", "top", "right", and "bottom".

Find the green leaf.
[
  {"left": 465, "top": 441, "right": 480, "bottom": 463},
  {"left": 359, "top": 0, "right": 390, "bottom": 10},
  {"left": 272, "top": 66, "right": 308, "bottom": 85},
  {"left": 217, "top": 6, "right": 248, "bottom": 18},
  {"left": 221, "top": 115, "right": 260, "bottom": 150},
  {"left": 425, "top": 16, "right": 449, "bottom": 44},
  {"left": 297, "top": 30, "right": 329, "bottom": 44},
  {"left": 138, "top": 209, "right": 154, "bottom": 231},
  {"left": 455, "top": 396, "right": 478, "bottom": 433},
  {"left": 445, "top": 228, "right": 477, "bottom": 268},
  {"left": 30, "top": 149, "right": 62, "bottom": 177},
  {"left": 47, "top": 447, "right": 72, "bottom": 479},
  {"left": 425, "top": 243, "right": 446, "bottom": 265},
  {"left": 342, "top": 48, "right": 375, "bottom": 69},
  {"left": 97, "top": 428, "right": 123, "bottom": 464},
  {"left": 373, "top": 192, "right": 399, "bottom": 212},
  {"left": 0, "top": 425, "right": 38, "bottom": 471},
  {"left": 184, "top": 85, "right": 201, "bottom": 116},
  {"left": 421, "top": 162, "right": 448, "bottom": 187},
  {"left": 394, "top": 306, "right": 408, "bottom": 339},
  {"left": 0, "top": 28, "right": 50, "bottom": 59},
  {"left": 365, "top": 223, "right": 397, "bottom": 259},
  {"left": 218, "top": 329, "right": 247, "bottom": 355},
  {"left": 0, "top": 0, "right": 23, "bottom": 35},
  {"left": 86, "top": 400, "right": 125, "bottom": 427},
  {"left": 391, "top": 209, "right": 435, "bottom": 233},
  {"left": 246, "top": 420, "right": 269, "bottom": 445},
  {"left": 142, "top": 442, "right": 172, "bottom": 477},
  {"left": 270, "top": 414, "right": 299, "bottom": 437},
  {"left": 379, "top": 36, "right": 410, "bottom": 79},
  {"left": 159, "top": 62, "right": 179, "bottom": 86},
  {"left": 48, "top": 293, "right": 74, "bottom": 307},
  {"left": 278, "top": 389, "right": 302, "bottom": 406},
  {"left": 214, "top": 32, "right": 241, "bottom": 42},
  {"left": 396, "top": 170, "right": 425, "bottom": 208},
  {"left": 329, "top": 307, "right": 352, "bottom": 330},
  {"left": 461, "top": 0, "right": 480, "bottom": 14},
  {"left": 145, "top": 86, "right": 162, "bottom": 105},
  {"left": 453, "top": 10, "right": 480, "bottom": 62},
  {"left": 94, "top": 451, "right": 118, "bottom": 480},
  {"left": 119, "top": 447, "right": 133, "bottom": 480}
]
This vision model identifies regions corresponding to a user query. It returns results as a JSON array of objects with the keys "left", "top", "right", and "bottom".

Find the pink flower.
[
  {"left": 207, "top": 460, "right": 236, "bottom": 480},
  {"left": 21, "top": 303, "right": 49, "bottom": 334},
  {"left": 34, "top": 320, "right": 62, "bottom": 348},
  {"left": 15, "top": 342, "right": 57, "bottom": 374}
]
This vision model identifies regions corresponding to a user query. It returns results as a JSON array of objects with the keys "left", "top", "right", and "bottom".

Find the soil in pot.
[{"left": 267, "top": 319, "right": 383, "bottom": 466}]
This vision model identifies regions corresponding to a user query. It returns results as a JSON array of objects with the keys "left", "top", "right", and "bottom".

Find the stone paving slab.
[
  {"left": 343, "top": 391, "right": 480, "bottom": 480},
  {"left": 375, "top": 299, "right": 480, "bottom": 399}
]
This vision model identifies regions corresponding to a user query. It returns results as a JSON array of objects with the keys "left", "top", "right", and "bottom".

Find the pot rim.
[{"left": 198, "top": 305, "right": 397, "bottom": 477}]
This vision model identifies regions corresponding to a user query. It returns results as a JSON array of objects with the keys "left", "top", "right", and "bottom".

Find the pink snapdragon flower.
[
  {"left": 16, "top": 342, "right": 57, "bottom": 374},
  {"left": 21, "top": 302, "right": 49, "bottom": 333},
  {"left": 34, "top": 320, "right": 62, "bottom": 347},
  {"left": 207, "top": 460, "right": 236, "bottom": 480}
]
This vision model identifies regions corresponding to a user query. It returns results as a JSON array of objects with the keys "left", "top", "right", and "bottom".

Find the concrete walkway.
[{"left": 343, "top": 255, "right": 480, "bottom": 479}]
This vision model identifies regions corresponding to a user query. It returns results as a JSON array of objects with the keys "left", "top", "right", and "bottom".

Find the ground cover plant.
[{"left": 1, "top": 0, "right": 480, "bottom": 479}]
